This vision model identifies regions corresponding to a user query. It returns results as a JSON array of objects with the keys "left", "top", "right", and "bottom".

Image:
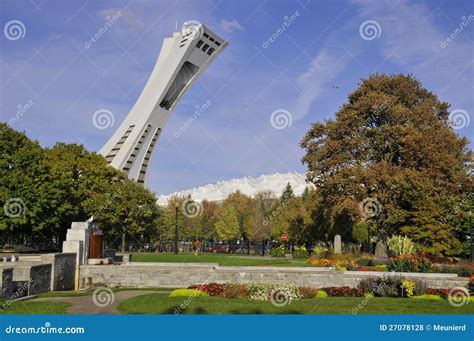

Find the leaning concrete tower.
[{"left": 100, "top": 22, "right": 228, "bottom": 185}]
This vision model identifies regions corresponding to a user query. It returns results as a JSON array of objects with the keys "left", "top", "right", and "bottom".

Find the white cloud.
[{"left": 220, "top": 19, "right": 244, "bottom": 33}]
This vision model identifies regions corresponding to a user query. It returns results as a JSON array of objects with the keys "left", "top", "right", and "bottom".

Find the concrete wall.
[
  {"left": 11, "top": 263, "right": 52, "bottom": 295},
  {"left": 41, "top": 253, "right": 76, "bottom": 291},
  {"left": 79, "top": 263, "right": 469, "bottom": 290},
  {"left": 0, "top": 253, "right": 76, "bottom": 296}
]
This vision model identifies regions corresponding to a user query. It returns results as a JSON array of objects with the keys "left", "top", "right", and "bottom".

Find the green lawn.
[
  {"left": 117, "top": 294, "right": 474, "bottom": 314},
  {"left": 0, "top": 300, "right": 70, "bottom": 314},
  {"left": 131, "top": 252, "right": 311, "bottom": 266}
]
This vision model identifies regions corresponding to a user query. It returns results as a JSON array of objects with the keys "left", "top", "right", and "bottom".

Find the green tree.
[
  {"left": 280, "top": 182, "right": 295, "bottom": 203},
  {"left": 83, "top": 177, "right": 161, "bottom": 252},
  {"left": 0, "top": 124, "right": 51, "bottom": 245},
  {"left": 214, "top": 203, "right": 240, "bottom": 244},
  {"left": 223, "top": 191, "right": 253, "bottom": 250},
  {"left": 300, "top": 74, "right": 473, "bottom": 256}
]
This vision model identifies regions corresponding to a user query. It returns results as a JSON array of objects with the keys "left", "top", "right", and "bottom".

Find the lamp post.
[{"left": 174, "top": 204, "right": 179, "bottom": 255}]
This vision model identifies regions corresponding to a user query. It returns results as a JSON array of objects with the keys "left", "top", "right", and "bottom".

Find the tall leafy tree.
[
  {"left": 0, "top": 124, "right": 51, "bottom": 245},
  {"left": 214, "top": 203, "right": 240, "bottom": 245},
  {"left": 223, "top": 190, "right": 254, "bottom": 245},
  {"left": 83, "top": 178, "right": 161, "bottom": 252},
  {"left": 301, "top": 74, "right": 473, "bottom": 256}
]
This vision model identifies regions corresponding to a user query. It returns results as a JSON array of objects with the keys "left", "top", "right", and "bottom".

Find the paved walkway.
[{"left": 34, "top": 290, "right": 164, "bottom": 314}]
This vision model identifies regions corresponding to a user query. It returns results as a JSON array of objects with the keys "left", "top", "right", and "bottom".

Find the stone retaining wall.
[
  {"left": 79, "top": 263, "right": 469, "bottom": 289},
  {"left": 0, "top": 268, "right": 13, "bottom": 299}
]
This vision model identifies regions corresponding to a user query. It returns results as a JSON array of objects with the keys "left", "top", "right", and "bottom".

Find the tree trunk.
[
  {"left": 121, "top": 224, "right": 126, "bottom": 253},
  {"left": 261, "top": 240, "right": 265, "bottom": 257}
]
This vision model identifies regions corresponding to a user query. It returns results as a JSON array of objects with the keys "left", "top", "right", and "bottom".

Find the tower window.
[
  {"left": 159, "top": 61, "right": 200, "bottom": 110},
  {"left": 196, "top": 40, "right": 204, "bottom": 48},
  {"left": 202, "top": 44, "right": 209, "bottom": 52},
  {"left": 207, "top": 47, "right": 215, "bottom": 56}
]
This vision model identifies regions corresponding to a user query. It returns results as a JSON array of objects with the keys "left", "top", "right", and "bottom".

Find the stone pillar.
[
  {"left": 62, "top": 222, "right": 92, "bottom": 265},
  {"left": 62, "top": 221, "right": 99, "bottom": 290},
  {"left": 334, "top": 235, "right": 342, "bottom": 254},
  {"left": 375, "top": 241, "right": 387, "bottom": 257}
]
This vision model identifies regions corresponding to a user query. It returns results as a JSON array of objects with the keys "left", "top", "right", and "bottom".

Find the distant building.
[{"left": 100, "top": 22, "right": 228, "bottom": 185}]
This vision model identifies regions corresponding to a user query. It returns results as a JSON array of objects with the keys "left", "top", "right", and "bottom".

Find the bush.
[
  {"left": 169, "top": 289, "right": 209, "bottom": 297},
  {"left": 352, "top": 221, "right": 369, "bottom": 244},
  {"left": 323, "top": 287, "right": 364, "bottom": 297},
  {"left": 401, "top": 279, "right": 415, "bottom": 297},
  {"left": 388, "top": 253, "right": 432, "bottom": 273},
  {"left": 412, "top": 294, "right": 442, "bottom": 300},
  {"left": 316, "top": 290, "right": 328, "bottom": 298},
  {"left": 356, "top": 256, "right": 375, "bottom": 267},
  {"left": 357, "top": 265, "right": 385, "bottom": 272},
  {"left": 188, "top": 283, "right": 225, "bottom": 296},
  {"left": 298, "top": 286, "right": 318, "bottom": 298},
  {"left": 387, "top": 235, "right": 416, "bottom": 256},
  {"left": 357, "top": 276, "right": 427, "bottom": 297},
  {"left": 293, "top": 245, "right": 309, "bottom": 259},
  {"left": 270, "top": 245, "right": 285, "bottom": 257},
  {"left": 248, "top": 283, "right": 303, "bottom": 302},
  {"left": 311, "top": 246, "right": 328, "bottom": 259},
  {"left": 307, "top": 258, "right": 332, "bottom": 266},
  {"left": 221, "top": 284, "right": 249, "bottom": 298},
  {"left": 426, "top": 288, "right": 450, "bottom": 298}
]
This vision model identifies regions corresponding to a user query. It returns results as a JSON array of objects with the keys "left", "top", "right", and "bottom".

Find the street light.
[{"left": 174, "top": 204, "right": 179, "bottom": 255}]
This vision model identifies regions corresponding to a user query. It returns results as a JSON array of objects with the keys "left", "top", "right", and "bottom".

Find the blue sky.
[{"left": 1, "top": 0, "right": 473, "bottom": 196}]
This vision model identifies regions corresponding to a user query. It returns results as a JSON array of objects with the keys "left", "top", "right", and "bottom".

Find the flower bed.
[{"left": 186, "top": 279, "right": 469, "bottom": 302}]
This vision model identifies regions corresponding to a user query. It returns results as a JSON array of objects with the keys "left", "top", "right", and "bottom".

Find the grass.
[
  {"left": 117, "top": 294, "right": 474, "bottom": 314},
  {"left": 0, "top": 300, "right": 70, "bottom": 314},
  {"left": 131, "top": 252, "right": 311, "bottom": 266}
]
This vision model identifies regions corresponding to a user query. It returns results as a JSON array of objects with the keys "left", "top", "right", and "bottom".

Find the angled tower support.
[{"left": 100, "top": 23, "right": 228, "bottom": 185}]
